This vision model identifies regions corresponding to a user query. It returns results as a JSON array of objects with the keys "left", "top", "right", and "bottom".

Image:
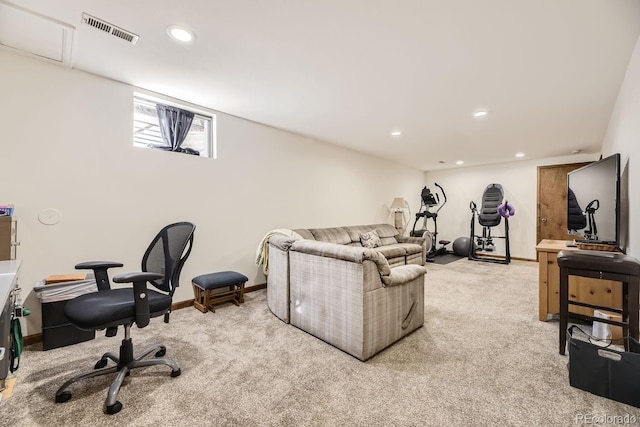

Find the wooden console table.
[{"left": 536, "top": 239, "right": 622, "bottom": 321}]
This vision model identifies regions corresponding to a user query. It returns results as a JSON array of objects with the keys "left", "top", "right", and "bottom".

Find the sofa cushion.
[
  {"left": 309, "top": 227, "right": 351, "bottom": 245},
  {"left": 387, "top": 257, "right": 406, "bottom": 268},
  {"left": 360, "top": 230, "right": 382, "bottom": 248},
  {"left": 395, "top": 243, "right": 422, "bottom": 255},
  {"left": 406, "top": 253, "right": 424, "bottom": 266},
  {"left": 376, "top": 244, "right": 407, "bottom": 260},
  {"left": 373, "top": 224, "right": 399, "bottom": 246},
  {"left": 293, "top": 229, "right": 315, "bottom": 240},
  {"left": 344, "top": 225, "right": 374, "bottom": 244}
]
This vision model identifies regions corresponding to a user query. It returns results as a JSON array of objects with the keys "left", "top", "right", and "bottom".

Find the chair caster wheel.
[
  {"left": 155, "top": 347, "right": 166, "bottom": 357},
  {"left": 94, "top": 358, "right": 108, "bottom": 369},
  {"left": 171, "top": 368, "right": 181, "bottom": 377},
  {"left": 105, "top": 401, "right": 123, "bottom": 414},
  {"left": 55, "top": 391, "right": 72, "bottom": 403}
]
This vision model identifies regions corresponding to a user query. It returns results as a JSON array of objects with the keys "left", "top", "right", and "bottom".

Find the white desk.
[
  {"left": 0, "top": 260, "right": 21, "bottom": 302},
  {"left": 0, "top": 259, "right": 21, "bottom": 390}
]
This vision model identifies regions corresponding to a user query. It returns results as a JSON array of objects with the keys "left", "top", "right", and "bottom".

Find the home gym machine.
[
  {"left": 567, "top": 188, "right": 600, "bottom": 241},
  {"left": 411, "top": 183, "right": 449, "bottom": 262},
  {"left": 469, "top": 183, "right": 513, "bottom": 264},
  {"left": 582, "top": 199, "right": 600, "bottom": 241}
]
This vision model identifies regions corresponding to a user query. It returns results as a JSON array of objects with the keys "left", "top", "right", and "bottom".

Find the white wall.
[
  {"left": 601, "top": 34, "right": 640, "bottom": 258},
  {"left": 424, "top": 154, "right": 598, "bottom": 260},
  {"left": 0, "top": 50, "right": 425, "bottom": 335}
]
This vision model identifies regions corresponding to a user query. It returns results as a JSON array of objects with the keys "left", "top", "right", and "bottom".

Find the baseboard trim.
[
  {"left": 245, "top": 283, "right": 266, "bottom": 292},
  {"left": 512, "top": 256, "right": 536, "bottom": 262},
  {"left": 172, "top": 299, "right": 194, "bottom": 311},
  {"left": 23, "top": 333, "right": 42, "bottom": 346}
]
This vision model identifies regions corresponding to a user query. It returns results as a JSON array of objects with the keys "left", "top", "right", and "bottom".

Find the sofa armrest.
[
  {"left": 266, "top": 237, "right": 295, "bottom": 323},
  {"left": 268, "top": 234, "right": 298, "bottom": 251},
  {"left": 290, "top": 240, "right": 391, "bottom": 276},
  {"left": 381, "top": 264, "right": 426, "bottom": 287},
  {"left": 397, "top": 235, "right": 426, "bottom": 246}
]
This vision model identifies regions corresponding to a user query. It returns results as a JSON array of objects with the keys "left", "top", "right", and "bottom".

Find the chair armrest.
[
  {"left": 75, "top": 261, "right": 125, "bottom": 270},
  {"left": 75, "top": 261, "right": 124, "bottom": 291},
  {"left": 113, "top": 272, "right": 163, "bottom": 328},
  {"left": 113, "top": 272, "right": 163, "bottom": 283}
]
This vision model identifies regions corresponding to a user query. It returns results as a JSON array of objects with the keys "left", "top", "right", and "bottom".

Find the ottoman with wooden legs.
[{"left": 192, "top": 271, "right": 248, "bottom": 313}]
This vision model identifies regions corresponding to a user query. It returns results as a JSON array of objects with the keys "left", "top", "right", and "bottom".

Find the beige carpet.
[{"left": 1, "top": 259, "right": 638, "bottom": 426}]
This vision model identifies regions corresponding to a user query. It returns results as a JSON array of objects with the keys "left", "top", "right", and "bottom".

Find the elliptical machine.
[{"left": 411, "top": 183, "right": 449, "bottom": 261}]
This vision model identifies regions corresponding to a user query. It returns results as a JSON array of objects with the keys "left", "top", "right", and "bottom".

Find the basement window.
[{"left": 133, "top": 93, "right": 215, "bottom": 158}]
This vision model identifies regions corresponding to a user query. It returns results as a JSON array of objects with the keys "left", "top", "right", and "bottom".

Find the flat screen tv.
[{"left": 567, "top": 153, "right": 620, "bottom": 246}]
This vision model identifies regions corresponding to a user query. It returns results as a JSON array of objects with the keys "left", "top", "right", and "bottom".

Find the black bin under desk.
[{"left": 42, "top": 300, "right": 95, "bottom": 351}]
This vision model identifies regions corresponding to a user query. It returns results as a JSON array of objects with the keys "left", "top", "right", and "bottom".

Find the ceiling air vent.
[{"left": 81, "top": 13, "right": 138, "bottom": 45}]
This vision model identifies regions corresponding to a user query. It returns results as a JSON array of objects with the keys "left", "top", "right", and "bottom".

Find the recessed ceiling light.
[
  {"left": 473, "top": 110, "right": 488, "bottom": 118},
  {"left": 390, "top": 130, "right": 402, "bottom": 137},
  {"left": 456, "top": 160, "right": 464, "bottom": 165},
  {"left": 167, "top": 25, "right": 196, "bottom": 43},
  {"left": 515, "top": 152, "right": 525, "bottom": 158}
]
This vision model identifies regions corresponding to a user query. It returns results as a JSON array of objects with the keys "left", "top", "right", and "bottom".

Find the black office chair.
[{"left": 55, "top": 221, "right": 195, "bottom": 414}]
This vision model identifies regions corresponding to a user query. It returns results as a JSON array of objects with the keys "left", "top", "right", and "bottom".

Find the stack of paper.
[{"left": 34, "top": 274, "right": 97, "bottom": 303}]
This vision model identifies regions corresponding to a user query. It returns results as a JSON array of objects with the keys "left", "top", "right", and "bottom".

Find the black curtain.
[{"left": 155, "top": 104, "right": 196, "bottom": 154}]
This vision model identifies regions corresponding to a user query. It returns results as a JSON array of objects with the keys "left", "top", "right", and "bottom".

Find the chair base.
[{"left": 55, "top": 336, "right": 180, "bottom": 414}]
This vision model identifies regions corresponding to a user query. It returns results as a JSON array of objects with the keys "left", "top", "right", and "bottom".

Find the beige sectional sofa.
[{"left": 266, "top": 223, "right": 427, "bottom": 361}]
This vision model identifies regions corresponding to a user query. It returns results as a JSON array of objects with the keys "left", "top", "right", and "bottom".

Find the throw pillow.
[{"left": 360, "top": 230, "right": 382, "bottom": 249}]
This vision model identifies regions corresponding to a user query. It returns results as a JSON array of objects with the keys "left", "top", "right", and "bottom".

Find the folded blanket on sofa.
[{"left": 256, "top": 228, "right": 303, "bottom": 274}]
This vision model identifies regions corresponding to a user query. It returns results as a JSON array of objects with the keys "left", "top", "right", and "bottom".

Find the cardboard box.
[{"left": 45, "top": 274, "right": 88, "bottom": 284}]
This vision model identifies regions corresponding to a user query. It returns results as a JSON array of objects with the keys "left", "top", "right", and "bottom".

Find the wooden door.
[{"left": 537, "top": 163, "right": 591, "bottom": 244}]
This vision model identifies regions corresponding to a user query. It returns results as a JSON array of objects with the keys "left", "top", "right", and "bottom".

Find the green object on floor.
[{"left": 10, "top": 317, "right": 22, "bottom": 373}]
